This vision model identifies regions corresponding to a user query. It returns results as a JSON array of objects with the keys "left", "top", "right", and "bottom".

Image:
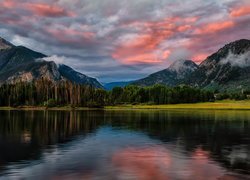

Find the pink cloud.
[
  {"left": 1, "top": 0, "right": 15, "bottom": 8},
  {"left": 25, "top": 3, "right": 75, "bottom": 17},
  {"left": 230, "top": 6, "right": 250, "bottom": 17},
  {"left": 112, "top": 17, "right": 198, "bottom": 64},
  {"left": 192, "top": 53, "right": 209, "bottom": 63},
  {"left": 0, "top": 1, "right": 75, "bottom": 18},
  {"left": 194, "top": 21, "right": 235, "bottom": 35}
]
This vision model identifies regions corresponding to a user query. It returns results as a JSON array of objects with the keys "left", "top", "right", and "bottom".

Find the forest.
[{"left": 0, "top": 79, "right": 247, "bottom": 107}]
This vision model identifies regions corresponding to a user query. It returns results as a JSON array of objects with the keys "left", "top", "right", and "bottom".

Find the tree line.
[{"left": 0, "top": 79, "right": 217, "bottom": 107}]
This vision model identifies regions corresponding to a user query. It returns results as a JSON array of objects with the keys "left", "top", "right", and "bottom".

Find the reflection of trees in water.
[
  {"left": 104, "top": 110, "right": 250, "bottom": 175},
  {"left": 0, "top": 110, "right": 104, "bottom": 170},
  {"left": 0, "top": 110, "right": 249, "bottom": 175}
]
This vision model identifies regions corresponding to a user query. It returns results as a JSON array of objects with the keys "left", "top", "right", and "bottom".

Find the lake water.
[{"left": 0, "top": 110, "right": 249, "bottom": 180}]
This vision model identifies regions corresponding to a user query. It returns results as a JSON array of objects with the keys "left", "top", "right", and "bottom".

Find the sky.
[{"left": 0, "top": 0, "right": 250, "bottom": 82}]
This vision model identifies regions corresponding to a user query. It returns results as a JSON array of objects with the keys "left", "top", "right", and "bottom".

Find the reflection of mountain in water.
[{"left": 0, "top": 110, "right": 249, "bottom": 177}]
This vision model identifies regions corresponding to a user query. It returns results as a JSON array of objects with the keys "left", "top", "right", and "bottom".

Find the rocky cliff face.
[
  {"left": 58, "top": 64, "right": 103, "bottom": 89},
  {"left": 0, "top": 37, "right": 14, "bottom": 50},
  {"left": 0, "top": 37, "right": 103, "bottom": 88}
]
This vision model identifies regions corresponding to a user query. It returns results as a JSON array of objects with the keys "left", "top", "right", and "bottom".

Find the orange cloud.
[
  {"left": 177, "top": 25, "right": 192, "bottom": 32},
  {"left": 194, "top": 21, "right": 235, "bottom": 35},
  {"left": 112, "top": 16, "right": 198, "bottom": 64},
  {"left": 112, "top": 32, "right": 172, "bottom": 64},
  {"left": 25, "top": 3, "right": 75, "bottom": 17},
  {"left": 112, "top": 53, "right": 161, "bottom": 64},
  {"left": 230, "top": 6, "right": 250, "bottom": 17}
]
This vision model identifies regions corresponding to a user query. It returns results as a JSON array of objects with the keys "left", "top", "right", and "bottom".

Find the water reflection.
[{"left": 0, "top": 110, "right": 249, "bottom": 179}]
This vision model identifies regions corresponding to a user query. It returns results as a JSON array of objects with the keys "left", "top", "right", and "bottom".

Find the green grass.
[
  {"left": 105, "top": 100, "right": 250, "bottom": 110},
  {"left": 1, "top": 100, "right": 250, "bottom": 110}
]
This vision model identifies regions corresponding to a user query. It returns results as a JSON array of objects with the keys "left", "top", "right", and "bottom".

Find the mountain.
[
  {"left": 0, "top": 37, "right": 14, "bottom": 50},
  {"left": 133, "top": 39, "right": 250, "bottom": 92},
  {"left": 103, "top": 81, "right": 132, "bottom": 90},
  {"left": 187, "top": 39, "right": 250, "bottom": 92},
  {"left": 58, "top": 64, "right": 103, "bottom": 88},
  {"left": 0, "top": 37, "right": 103, "bottom": 88},
  {"left": 133, "top": 60, "right": 198, "bottom": 86}
]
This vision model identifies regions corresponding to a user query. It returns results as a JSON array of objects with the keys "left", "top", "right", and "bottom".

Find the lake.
[{"left": 0, "top": 110, "right": 249, "bottom": 179}]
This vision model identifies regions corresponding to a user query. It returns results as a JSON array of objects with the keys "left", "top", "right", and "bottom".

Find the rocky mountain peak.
[
  {"left": 168, "top": 60, "right": 198, "bottom": 73},
  {"left": 132, "top": 60, "right": 198, "bottom": 86},
  {"left": 222, "top": 39, "right": 250, "bottom": 53},
  {"left": 201, "top": 39, "right": 250, "bottom": 67}
]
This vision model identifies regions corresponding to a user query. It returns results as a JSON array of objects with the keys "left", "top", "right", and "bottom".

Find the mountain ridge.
[
  {"left": 133, "top": 60, "right": 198, "bottom": 87},
  {"left": 133, "top": 39, "right": 250, "bottom": 92},
  {"left": 186, "top": 39, "right": 250, "bottom": 91},
  {"left": 0, "top": 37, "right": 103, "bottom": 88}
]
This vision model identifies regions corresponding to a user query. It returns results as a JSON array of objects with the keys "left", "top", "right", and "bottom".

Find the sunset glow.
[{"left": 0, "top": 0, "right": 249, "bottom": 81}]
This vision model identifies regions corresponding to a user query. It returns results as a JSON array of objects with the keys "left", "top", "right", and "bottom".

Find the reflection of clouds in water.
[
  {"left": 112, "top": 146, "right": 172, "bottom": 180},
  {"left": 1, "top": 126, "right": 248, "bottom": 179},
  {"left": 112, "top": 146, "right": 238, "bottom": 180},
  {"left": 2, "top": 127, "right": 161, "bottom": 179}
]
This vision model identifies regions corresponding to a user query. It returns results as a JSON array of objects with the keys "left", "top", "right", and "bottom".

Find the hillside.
[
  {"left": 133, "top": 60, "right": 198, "bottom": 86},
  {"left": 0, "top": 37, "right": 103, "bottom": 88},
  {"left": 133, "top": 39, "right": 250, "bottom": 92}
]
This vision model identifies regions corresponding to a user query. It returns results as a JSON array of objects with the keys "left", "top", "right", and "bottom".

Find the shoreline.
[{"left": 1, "top": 100, "right": 250, "bottom": 111}]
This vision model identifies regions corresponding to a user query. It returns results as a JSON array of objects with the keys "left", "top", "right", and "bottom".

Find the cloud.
[
  {"left": 25, "top": 3, "right": 75, "bottom": 17},
  {"left": 0, "top": 0, "right": 75, "bottom": 18},
  {"left": 42, "top": 55, "right": 67, "bottom": 65},
  {"left": 230, "top": 6, "right": 250, "bottom": 17},
  {"left": 220, "top": 51, "right": 250, "bottom": 68},
  {"left": 111, "top": 16, "right": 198, "bottom": 64},
  {"left": 0, "top": 0, "right": 249, "bottom": 82},
  {"left": 194, "top": 21, "right": 235, "bottom": 35},
  {"left": 167, "top": 48, "right": 192, "bottom": 63}
]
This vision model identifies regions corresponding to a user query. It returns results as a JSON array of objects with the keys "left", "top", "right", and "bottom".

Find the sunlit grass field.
[
  {"left": 1, "top": 100, "right": 250, "bottom": 110},
  {"left": 106, "top": 100, "right": 250, "bottom": 110}
]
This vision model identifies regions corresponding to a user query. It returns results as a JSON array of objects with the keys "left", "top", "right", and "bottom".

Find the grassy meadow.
[{"left": 105, "top": 100, "right": 250, "bottom": 110}]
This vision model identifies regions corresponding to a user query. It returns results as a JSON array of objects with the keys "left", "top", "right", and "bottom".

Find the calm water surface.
[{"left": 0, "top": 110, "right": 249, "bottom": 180}]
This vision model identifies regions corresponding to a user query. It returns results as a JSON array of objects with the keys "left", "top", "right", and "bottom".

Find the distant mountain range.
[
  {"left": 103, "top": 81, "right": 132, "bottom": 90},
  {"left": 133, "top": 39, "right": 250, "bottom": 92},
  {"left": 0, "top": 37, "right": 103, "bottom": 88}
]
